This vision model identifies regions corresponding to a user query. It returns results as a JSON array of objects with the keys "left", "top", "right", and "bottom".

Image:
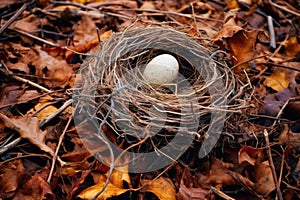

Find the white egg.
[{"left": 143, "top": 54, "right": 179, "bottom": 84}]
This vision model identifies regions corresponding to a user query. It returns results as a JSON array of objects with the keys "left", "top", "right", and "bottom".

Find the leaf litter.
[{"left": 0, "top": 0, "right": 300, "bottom": 199}]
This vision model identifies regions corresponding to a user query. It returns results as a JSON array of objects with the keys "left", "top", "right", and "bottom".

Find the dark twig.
[
  {"left": 0, "top": 68, "right": 52, "bottom": 92},
  {"left": 0, "top": 3, "right": 30, "bottom": 34},
  {"left": 267, "top": 16, "right": 276, "bottom": 50},
  {"left": 10, "top": 28, "right": 59, "bottom": 47},
  {"left": 47, "top": 103, "right": 75, "bottom": 183},
  {"left": 263, "top": 129, "right": 283, "bottom": 200},
  {"left": 39, "top": 99, "right": 73, "bottom": 127}
]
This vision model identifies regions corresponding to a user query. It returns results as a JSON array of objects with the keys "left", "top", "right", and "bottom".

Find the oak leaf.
[{"left": 0, "top": 113, "right": 54, "bottom": 156}]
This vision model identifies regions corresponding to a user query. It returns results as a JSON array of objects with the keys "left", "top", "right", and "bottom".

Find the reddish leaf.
[
  {"left": 0, "top": 159, "right": 25, "bottom": 195},
  {"left": 13, "top": 172, "right": 54, "bottom": 200},
  {"left": 238, "top": 145, "right": 265, "bottom": 166}
]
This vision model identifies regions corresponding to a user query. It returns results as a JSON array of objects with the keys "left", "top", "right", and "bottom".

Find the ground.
[{"left": 0, "top": 0, "right": 300, "bottom": 200}]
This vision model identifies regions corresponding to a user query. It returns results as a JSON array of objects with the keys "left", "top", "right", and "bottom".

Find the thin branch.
[
  {"left": 0, "top": 138, "right": 22, "bottom": 156},
  {"left": 267, "top": 16, "right": 276, "bottom": 50},
  {"left": 269, "top": 0, "right": 300, "bottom": 17},
  {"left": 47, "top": 102, "right": 75, "bottom": 183},
  {"left": 0, "top": 68, "right": 52, "bottom": 93},
  {"left": 263, "top": 129, "right": 283, "bottom": 200},
  {"left": 10, "top": 28, "right": 60, "bottom": 47},
  {"left": 40, "top": 99, "right": 73, "bottom": 127}
]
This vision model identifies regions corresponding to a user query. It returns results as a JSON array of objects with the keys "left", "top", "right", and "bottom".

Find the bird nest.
[{"left": 76, "top": 26, "right": 236, "bottom": 162}]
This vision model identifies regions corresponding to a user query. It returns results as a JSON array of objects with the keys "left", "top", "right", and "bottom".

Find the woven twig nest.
[{"left": 76, "top": 27, "right": 235, "bottom": 170}]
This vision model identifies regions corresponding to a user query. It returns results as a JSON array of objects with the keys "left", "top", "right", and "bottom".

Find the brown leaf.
[
  {"left": 13, "top": 172, "right": 54, "bottom": 200},
  {"left": 213, "top": 18, "right": 243, "bottom": 41},
  {"left": 65, "top": 30, "right": 113, "bottom": 62},
  {"left": 73, "top": 14, "right": 98, "bottom": 46},
  {"left": 238, "top": 145, "right": 265, "bottom": 166},
  {"left": 61, "top": 142, "right": 91, "bottom": 162},
  {"left": 254, "top": 161, "right": 276, "bottom": 196},
  {"left": 33, "top": 48, "right": 74, "bottom": 88},
  {"left": 0, "top": 159, "right": 25, "bottom": 194},
  {"left": 4, "top": 43, "right": 32, "bottom": 73},
  {"left": 0, "top": 113, "right": 54, "bottom": 156},
  {"left": 265, "top": 71, "right": 290, "bottom": 92},
  {"left": 177, "top": 170, "right": 209, "bottom": 200},
  {"left": 142, "top": 177, "right": 176, "bottom": 200},
  {"left": 279, "top": 124, "right": 300, "bottom": 148},
  {"left": 11, "top": 14, "right": 40, "bottom": 33},
  {"left": 282, "top": 36, "right": 300, "bottom": 57},
  {"left": 228, "top": 30, "right": 260, "bottom": 72},
  {"left": 0, "top": 86, "right": 24, "bottom": 112},
  {"left": 199, "top": 157, "right": 254, "bottom": 189}
]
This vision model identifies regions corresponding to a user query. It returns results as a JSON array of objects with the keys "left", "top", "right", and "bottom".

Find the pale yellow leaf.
[{"left": 142, "top": 177, "right": 176, "bottom": 200}]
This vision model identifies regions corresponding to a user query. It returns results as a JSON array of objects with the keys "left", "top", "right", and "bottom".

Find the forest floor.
[{"left": 0, "top": 0, "right": 300, "bottom": 200}]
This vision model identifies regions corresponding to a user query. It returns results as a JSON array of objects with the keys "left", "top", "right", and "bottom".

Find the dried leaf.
[
  {"left": 238, "top": 145, "right": 265, "bottom": 165},
  {"left": 0, "top": 159, "right": 25, "bottom": 194},
  {"left": 177, "top": 170, "right": 209, "bottom": 200},
  {"left": 213, "top": 18, "right": 243, "bottom": 41},
  {"left": 65, "top": 30, "right": 113, "bottom": 62},
  {"left": 11, "top": 14, "right": 40, "bottom": 33},
  {"left": 282, "top": 36, "right": 300, "bottom": 57},
  {"left": 0, "top": 113, "right": 54, "bottom": 156},
  {"left": 254, "top": 161, "right": 276, "bottom": 196},
  {"left": 228, "top": 30, "right": 260, "bottom": 72},
  {"left": 108, "top": 165, "right": 131, "bottom": 189},
  {"left": 226, "top": 0, "right": 239, "bottom": 9},
  {"left": 73, "top": 15, "right": 98, "bottom": 46},
  {"left": 142, "top": 177, "right": 176, "bottom": 200},
  {"left": 33, "top": 48, "right": 74, "bottom": 88},
  {"left": 199, "top": 157, "right": 254, "bottom": 189},
  {"left": 13, "top": 172, "right": 54, "bottom": 200},
  {"left": 26, "top": 95, "right": 58, "bottom": 119},
  {"left": 265, "top": 71, "right": 290, "bottom": 92},
  {"left": 279, "top": 124, "right": 300, "bottom": 148},
  {"left": 77, "top": 174, "right": 129, "bottom": 200}
]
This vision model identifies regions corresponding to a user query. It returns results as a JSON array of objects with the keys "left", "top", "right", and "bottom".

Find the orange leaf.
[
  {"left": 226, "top": 0, "right": 239, "bottom": 10},
  {"left": 265, "top": 71, "right": 290, "bottom": 92},
  {"left": 282, "top": 36, "right": 300, "bottom": 57},
  {"left": 228, "top": 30, "right": 260, "bottom": 72},
  {"left": 26, "top": 95, "right": 58, "bottom": 120},
  {"left": 142, "top": 177, "right": 176, "bottom": 200},
  {"left": 78, "top": 174, "right": 129, "bottom": 200},
  {"left": 65, "top": 30, "right": 113, "bottom": 62}
]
